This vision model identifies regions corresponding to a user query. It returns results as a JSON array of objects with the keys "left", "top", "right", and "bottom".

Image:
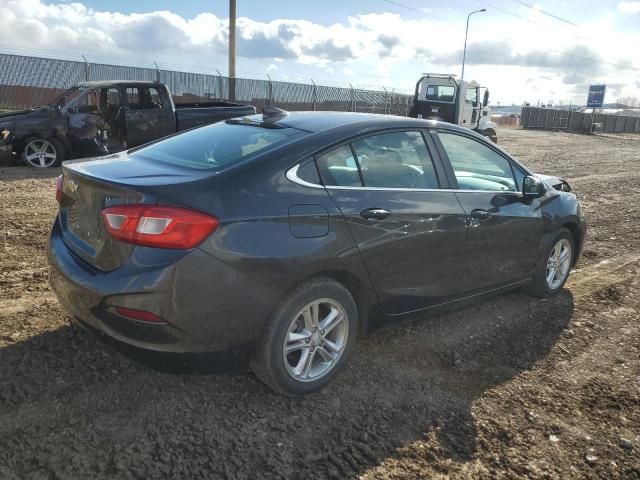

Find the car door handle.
[
  {"left": 470, "top": 209, "right": 492, "bottom": 220},
  {"left": 360, "top": 208, "right": 391, "bottom": 220}
]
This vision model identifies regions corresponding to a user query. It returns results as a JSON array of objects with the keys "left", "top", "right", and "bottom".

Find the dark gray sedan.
[{"left": 47, "top": 110, "right": 586, "bottom": 396}]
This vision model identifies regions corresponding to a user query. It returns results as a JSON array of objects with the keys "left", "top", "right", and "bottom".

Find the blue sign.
[{"left": 587, "top": 85, "right": 606, "bottom": 108}]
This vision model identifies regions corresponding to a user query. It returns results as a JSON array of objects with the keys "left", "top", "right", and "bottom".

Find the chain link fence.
[{"left": 0, "top": 53, "right": 412, "bottom": 115}]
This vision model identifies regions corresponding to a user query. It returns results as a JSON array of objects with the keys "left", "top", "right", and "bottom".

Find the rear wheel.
[
  {"left": 251, "top": 277, "right": 357, "bottom": 396},
  {"left": 524, "top": 228, "right": 574, "bottom": 297},
  {"left": 22, "top": 137, "right": 65, "bottom": 168}
]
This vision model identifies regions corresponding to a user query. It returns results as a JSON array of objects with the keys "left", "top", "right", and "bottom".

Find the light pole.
[
  {"left": 228, "top": 0, "right": 236, "bottom": 101},
  {"left": 461, "top": 8, "right": 485, "bottom": 80}
]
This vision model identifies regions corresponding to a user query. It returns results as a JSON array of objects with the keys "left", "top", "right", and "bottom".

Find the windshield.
[
  {"left": 130, "top": 120, "right": 306, "bottom": 170},
  {"left": 47, "top": 87, "right": 89, "bottom": 109}
]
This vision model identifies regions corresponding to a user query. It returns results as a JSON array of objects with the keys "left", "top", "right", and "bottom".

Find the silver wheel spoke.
[
  {"left": 323, "top": 338, "right": 340, "bottom": 353},
  {"left": 317, "top": 346, "right": 335, "bottom": 362},
  {"left": 26, "top": 153, "right": 39, "bottom": 161},
  {"left": 301, "top": 348, "right": 316, "bottom": 379},
  {"left": 293, "top": 348, "right": 310, "bottom": 377},
  {"left": 319, "top": 307, "right": 342, "bottom": 334},
  {"left": 44, "top": 153, "right": 56, "bottom": 159},
  {"left": 39, "top": 157, "right": 46, "bottom": 167},
  {"left": 285, "top": 330, "right": 311, "bottom": 353}
]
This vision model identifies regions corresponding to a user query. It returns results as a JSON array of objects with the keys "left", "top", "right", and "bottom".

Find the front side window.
[
  {"left": 438, "top": 132, "right": 517, "bottom": 191},
  {"left": 130, "top": 121, "right": 305, "bottom": 170},
  {"left": 74, "top": 89, "right": 100, "bottom": 114},
  {"left": 465, "top": 88, "right": 478, "bottom": 105},
  {"left": 351, "top": 131, "right": 439, "bottom": 189},
  {"left": 148, "top": 87, "right": 163, "bottom": 108}
]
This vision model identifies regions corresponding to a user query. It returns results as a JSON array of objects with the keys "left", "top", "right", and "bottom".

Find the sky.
[{"left": 0, "top": 0, "right": 638, "bottom": 105}]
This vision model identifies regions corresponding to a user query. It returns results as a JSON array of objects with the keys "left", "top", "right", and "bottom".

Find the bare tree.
[{"left": 616, "top": 96, "right": 640, "bottom": 108}]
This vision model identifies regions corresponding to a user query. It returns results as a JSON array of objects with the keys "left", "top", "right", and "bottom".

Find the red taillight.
[
  {"left": 114, "top": 306, "right": 165, "bottom": 323},
  {"left": 55, "top": 175, "right": 63, "bottom": 202},
  {"left": 101, "top": 204, "right": 219, "bottom": 249}
]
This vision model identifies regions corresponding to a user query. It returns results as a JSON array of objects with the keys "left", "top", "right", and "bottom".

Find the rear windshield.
[
  {"left": 424, "top": 85, "right": 456, "bottom": 103},
  {"left": 130, "top": 121, "right": 304, "bottom": 170}
]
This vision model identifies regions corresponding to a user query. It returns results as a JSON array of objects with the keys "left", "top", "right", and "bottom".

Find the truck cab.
[{"left": 409, "top": 73, "right": 498, "bottom": 143}]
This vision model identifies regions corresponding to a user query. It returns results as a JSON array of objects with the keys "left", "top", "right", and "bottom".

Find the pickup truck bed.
[{"left": 175, "top": 102, "right": 254, "bottom": 131}]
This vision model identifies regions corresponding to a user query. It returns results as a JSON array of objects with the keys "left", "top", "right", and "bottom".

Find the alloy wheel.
[
  {"left": 282, "top": 298, "right": 349, "bottom": 382},
  {"left": 546, "top": 238, "right": 572, "bottom": 289},
  {"left": 24, "top": 139, "right": 57, "bottom": 168}
]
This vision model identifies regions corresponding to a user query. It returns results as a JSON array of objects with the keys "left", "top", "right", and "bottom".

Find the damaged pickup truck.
[{"left": 0, "top": 80, "right": 256, "bottom": 168}]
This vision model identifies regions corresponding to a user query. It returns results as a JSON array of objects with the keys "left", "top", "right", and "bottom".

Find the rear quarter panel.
[{"left": 191, "top": 145, "right": 377, "bottom": 330}]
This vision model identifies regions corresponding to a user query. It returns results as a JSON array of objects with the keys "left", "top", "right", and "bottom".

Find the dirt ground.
[{"left": 1, "top": 129, "right": 639, "bottom": 479}]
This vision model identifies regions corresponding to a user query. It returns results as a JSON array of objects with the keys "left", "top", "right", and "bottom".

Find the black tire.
[
  {"left": 251, "top": 277, "right": 358, "bottom": 396},
  {"left": 483, "top": 128, "right": 498, "bottom": 143},
  {"left": 524, "top": 228, "right": 575, "bottom": 298},
  {"left": 22, "top": 137, "right": 66, "bottom": 168}
]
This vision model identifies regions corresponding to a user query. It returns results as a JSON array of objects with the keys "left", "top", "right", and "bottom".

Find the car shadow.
[{"left": 0, "top": 288, "right": 573, "bottom": 479}]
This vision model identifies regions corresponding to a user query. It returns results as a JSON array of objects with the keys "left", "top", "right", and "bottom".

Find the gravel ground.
[{"left": 1, "top": 129, "right": 639, "bottom": 479}]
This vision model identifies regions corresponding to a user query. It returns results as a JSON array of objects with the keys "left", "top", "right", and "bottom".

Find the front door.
[
  {"left": 67, "top": 88, "right": 109, "bottom": 157},
  {"left": 99, "top": 87, "right": 126, "bottom": 152},
  {"left": 124, "top": 85, "right": 176, "bottom": 148},
  {"left": 315, "top": 130, "right": 468, "bottom": 315},
  {"left": 434, "top": 130, "right": 543, "bottom": 289},
  {"left": 461, "top": 87, "right": 480, "bottom": 129}
]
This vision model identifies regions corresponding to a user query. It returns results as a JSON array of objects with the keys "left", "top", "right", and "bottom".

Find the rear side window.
[
  {"left": 316, "top": 145, "right": 362, "bottom": 187},
  {"left": 351, "top": 131, "right": 439, "bottom": 189},
  {"left": 126, "top": 87, "right": 141, "bottom": 109},
  {"left": 130, "top": 122, "right": 304, "bottom": 170},
  {"left": 297, "top": 161, "right": 321, "bottom": 185}
]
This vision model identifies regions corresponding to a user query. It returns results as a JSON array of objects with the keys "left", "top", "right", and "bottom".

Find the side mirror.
[
  {"left": 522, "top": 175, "right": 546, "bottom": 198},
  {"left": 483, "top": 90, "right": 489, "bottom": 107}
]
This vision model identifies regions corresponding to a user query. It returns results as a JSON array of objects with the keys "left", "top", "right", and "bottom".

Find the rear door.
[
  {"left": 433, "top": 130, "right": 543, "bottom": 288},
  {"left": 124, "top": 85, "right": 176, "bottom": 147},
  {"left": 316, "top": 130, "right": 468, "bottom": 315}
]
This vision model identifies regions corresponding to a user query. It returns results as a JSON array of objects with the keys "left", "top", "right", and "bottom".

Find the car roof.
[{"left": 245, "top": 111, "right": 470, "bottom": 135}]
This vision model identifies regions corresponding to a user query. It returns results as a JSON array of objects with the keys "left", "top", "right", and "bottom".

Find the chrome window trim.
[
  {"left": 286, "top": 163, "right": 519, "bottom": 195},
  {"left": 286, "top": 164, "right": 325, "bottom": 189}
]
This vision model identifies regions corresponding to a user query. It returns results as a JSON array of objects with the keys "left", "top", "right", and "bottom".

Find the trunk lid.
[{"left": 59, "top": 153, "right": 208, "bottom": 271}]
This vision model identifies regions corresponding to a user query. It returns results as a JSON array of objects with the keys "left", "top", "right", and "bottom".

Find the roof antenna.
[{"left": 262, "top": 106, "right": 288, "bottom": 118}]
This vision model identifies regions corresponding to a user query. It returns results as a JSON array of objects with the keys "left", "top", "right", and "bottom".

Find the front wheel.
[
  {"left": 524, "top": 228, "right": 574, "bottom": 297},
  {"left": 251, "top": 277, "right": 358, "bottom": 396},
  {"left": 22, "top": 137, "right": 65, "bottom": 168},
  {"left": 482, "top": 128, "right": 498, "bottom": 143}
]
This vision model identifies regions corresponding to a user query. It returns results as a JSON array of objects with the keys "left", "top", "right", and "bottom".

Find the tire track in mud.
[{"left": 568, "top": 254, "right": 640, "bottom": 299}]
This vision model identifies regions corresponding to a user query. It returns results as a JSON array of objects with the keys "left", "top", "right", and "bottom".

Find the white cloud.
[
  {"left": 0, "top": 0, "right": 637, "bottom": 104},
  {"left": 618, "top": 1, "right": 640, "bottom": 13}
]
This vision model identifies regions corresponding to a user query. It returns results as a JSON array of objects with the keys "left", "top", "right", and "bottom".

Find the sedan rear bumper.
[{"left": 47, "top": 218, "right": 280, "bottom": 353}]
